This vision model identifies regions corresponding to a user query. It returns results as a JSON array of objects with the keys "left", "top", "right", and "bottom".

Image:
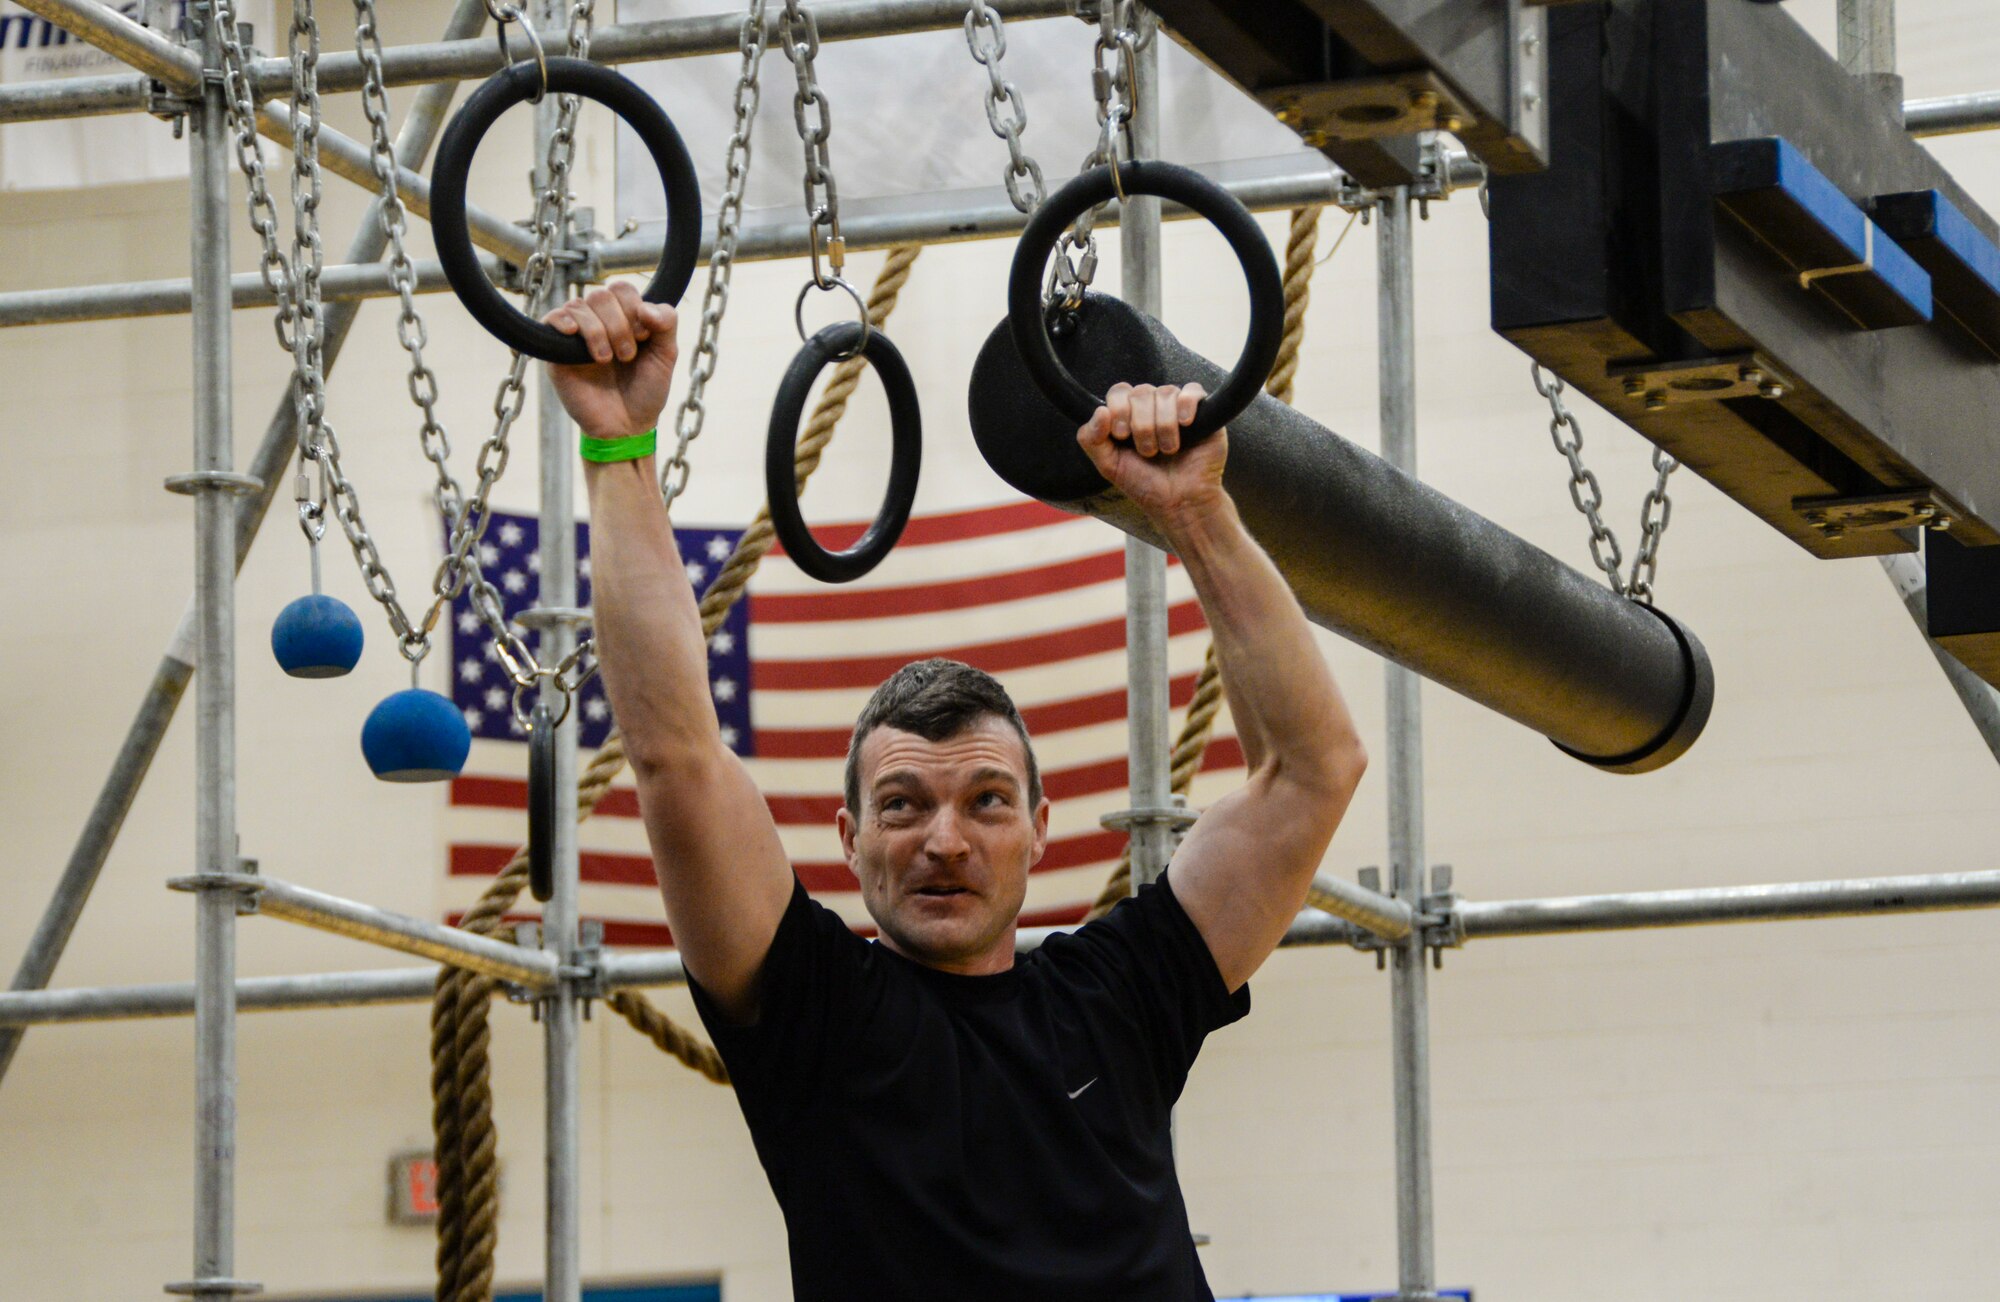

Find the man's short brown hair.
[{"left": 843, "top": 658, "right": 1043, "bottom": 815}]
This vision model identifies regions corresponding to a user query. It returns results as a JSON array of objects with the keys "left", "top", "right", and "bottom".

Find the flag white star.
[
  {"left": 579, "top": 555, "right": 593, "bottom": 580},
  {"left": 498, "top": 522, "right": 524, "bottom": 547},
  {"left": 483, "top": 641, "right": 501, "bottom": 662},
  {"left": 459, "top": 658, "right": 483, "bottom": 682},
  {"left": 503, "top": 569, "right": 527, "bottom": 593},
  {"left": 584, "top": 696, "right": 609, "bottom": 721},
  {"left": 479, "top": 543, "right": 500, "bottom": 566},
  {"left": 457, "top": 610, "right": 480, "bottom": 635},
  {"left": 708, "top": 630, "right": 735, "bottom": 655},
  {"left": 719, "top": 724, "right": 739, "bottom": 749},
  {"left": 508, "top": 714, "right": 527, "bottom": 736},
  {"left": 526, "top": 552, "right": 542, "bottom": 573},
  {"left": 706, "top": 536, "right": 731, "bottom": 561},
  {"left": 712, "top": 676, "right": 738, "bottom": 703},
  {"left": 484, "top": 687, "right": 507, "bottom": 711},
  {"left": 463, "top": 708, "right": 483, "bottom": 730},
  {"left": 684, "top": 561, "right": 707, "bottom": 586}
]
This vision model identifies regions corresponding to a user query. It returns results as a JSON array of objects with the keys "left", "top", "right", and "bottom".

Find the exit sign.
[{"left": 388, "top": 1152, "right": 438, "bottom": 1225}]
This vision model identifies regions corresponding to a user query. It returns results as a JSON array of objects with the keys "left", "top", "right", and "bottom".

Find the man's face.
[{"left": 836, "top": 715, "right": 1050, "bottom": 975}]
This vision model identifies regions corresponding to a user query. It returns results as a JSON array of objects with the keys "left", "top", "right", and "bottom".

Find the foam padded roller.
[{"left": 967, "top": 292, "right": 1714, "bottom": 773}]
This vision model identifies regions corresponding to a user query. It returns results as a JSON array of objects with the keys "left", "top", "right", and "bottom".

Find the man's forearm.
[
  {"left": 1161, "top": 493, "right": 1362, "bottom": 792},
  {"left": 582, "top": 456, "right": 723, "bottom": 769}
]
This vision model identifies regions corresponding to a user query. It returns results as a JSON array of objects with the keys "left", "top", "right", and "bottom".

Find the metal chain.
[
  {"left": 432, "top": 0, "right": 602, "bottom": 708},
  {"left": 964, "top": 0, "right": 1044, "bottom": 215},
  {"left": 1531, "top": 363, "right": 1679, "bottom": 604},
  {"left": 780, "top": 0, "right": 844, "bottom": 289},
  {"left": 661, "top": 0, "right": 770, "bottom": 509},
  {"left": 1050, "top": 0, "right": 1146, "bottom": 308},
  {"left": 210, "top": 0, "right": 293, "bottom": 352}
]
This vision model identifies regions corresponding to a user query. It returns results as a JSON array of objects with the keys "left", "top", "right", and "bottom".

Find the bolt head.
[
  {"left": 1623, "top": 375, "right": 1647, "bottom": 396},
  {"left": 1932, "top": 514, "right": 1956, "bottom": 532},
  {"left": 1644, "top": 391, "right": 1669, "bottom": 412},
  {"left": 1760, "top": 381, "right": 1786, "bottom": 399}
]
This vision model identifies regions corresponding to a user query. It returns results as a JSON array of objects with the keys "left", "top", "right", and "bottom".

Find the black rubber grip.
[
  {"left": 431, "top": 57, "right": 700, "bottom": 363},
  {"left": 766, "top": 322, "right": 923, "bottom": 584},
  {"left": 1007, "top": 160, "right": 1283, "bottom": 441}
]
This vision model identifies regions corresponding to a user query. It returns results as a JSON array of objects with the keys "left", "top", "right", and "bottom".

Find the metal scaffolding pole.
[
  {"left": 11, "top": 866, "right": 2000, "bottom": 1026},
  {"left": 176, "top": 3, "right": 247, "bottom": 1298},
  {"left": 0, "top": 0, "right": 491, "bottom": 1096},
  {"left": 1877, "top": 555, "right": 2000, "bottom": 765},
  {"left": 0, "top": 156, "right": 1360, "bottom": 330},
  {"left": 1120, "top": 26, "right": 1173, "bottom": 890},
  {"left": 238, "top": 877, "right": 561, "bottom": 988},
  {"left": 1377, "top": 183, "right": 1438, "bottom": 1302},
  {"left": 0, "top": 0, "right": 1071, "bottom": 121},
  {"left": 532, "top": 0, "right": 585, "bottom": 1287}
]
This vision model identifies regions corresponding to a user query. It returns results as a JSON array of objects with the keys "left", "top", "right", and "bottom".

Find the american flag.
[{"left": 444, "top": 501, "right": 1244, "bottom": 943}]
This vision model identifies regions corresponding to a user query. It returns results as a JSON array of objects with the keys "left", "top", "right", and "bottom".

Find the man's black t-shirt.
[{"left": 687, "top": 871, "right": 1250, "bottom": 1302}]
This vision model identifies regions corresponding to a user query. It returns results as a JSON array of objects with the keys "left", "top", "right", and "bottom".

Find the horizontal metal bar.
[
  {"left": 246, "top": 876, "right": 560, "bottom": 988},
  {"left": 0, "top": 967, "right": 441, "bottom": 1025},
  {"left": 1458, "top": 870, "right": 2000, "bottom": 937},
  {"left": 1905, "top": 90, "right": 2000, "bottom": 137},
  {"left": 10, "top": 0, "right": 199, "bottom": 89},
  {"left": 1307, "top": 872, "right": 1414, "bottom": 939},
  {"left": 0, "top": 0, "right": 1070, "bottom": 124},
  {"left": 0, "top": 156, "right": 1352, "bottom": 329}
]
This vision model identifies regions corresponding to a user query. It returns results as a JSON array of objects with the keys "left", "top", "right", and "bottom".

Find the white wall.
[{"left": 4, "top": 2, "right": 2000, "bottom": 1300}]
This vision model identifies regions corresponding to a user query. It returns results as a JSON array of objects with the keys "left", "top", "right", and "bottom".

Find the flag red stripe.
[
  {"left": 765, "top": 499, "right": 1070, "bottom": 553},
  {"left": 452, "top": 899, "right": 1094, "bottom": 949},
  {"left": 751, "top": 549, "right": 1160, "bottom": 622},
  {"left": 452, "top": 736, "right": 1246, "bottom": 824},
  {"left": 754, "top": 599, "right": 1206, "bottom": 690},
  {"left": 450, "top": 828, "right": 1128, "bottom": 890},
  {"left": 749, "top": 670, "right": 1211, "bottom": 759}
]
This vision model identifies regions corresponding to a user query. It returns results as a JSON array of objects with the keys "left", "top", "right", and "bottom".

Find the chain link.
[
  {"left": 1530, "top": 363, "right": 1679, "bottom": 604},
  {"left": 964, "top": 1, "right": 1044, "bottom": 215},
  {"left": 662, "top": 0, "right": 770, "bottom": 509},
  {"left": 1049, "top": 1, "right": 1147, "bottom": 309},
  {"left": 780, "top": 0, "right": 844, "bottom": 288}
]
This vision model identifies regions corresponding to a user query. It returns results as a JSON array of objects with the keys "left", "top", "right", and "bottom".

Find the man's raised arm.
[
  {"left": 547, "top": 284, "right": 793, "bottom": 1023},
  {"left": 1077, "top": 382, "right": 1368, "bottom": 992}
]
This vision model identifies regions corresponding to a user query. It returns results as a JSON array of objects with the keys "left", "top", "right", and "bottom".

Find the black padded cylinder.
[{"left": 967, "top": 293, "right": 1713, "bottom": 773}]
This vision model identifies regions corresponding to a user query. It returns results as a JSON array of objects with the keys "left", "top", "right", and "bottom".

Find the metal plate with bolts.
[
  {"left": 1793, "top": 488, "right": 1955, "bottom": 538},
  {"left": 1607, "top": 353, "right": 1790, "bottom": 411},
  {"left": 1258, "top": 71, "right": 1472, "bottom": 144}
]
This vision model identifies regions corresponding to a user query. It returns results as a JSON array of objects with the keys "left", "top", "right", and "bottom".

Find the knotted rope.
[
  {"left": 430, "top": 243, "right": 922, "bottom": 1302},
  {"left": 1085, "top": 205, "right": 1323, "bottom": 920}
]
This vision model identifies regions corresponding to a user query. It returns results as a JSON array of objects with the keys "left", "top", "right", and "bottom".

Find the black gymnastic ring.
[
  {"left": 766, "top": 322, "right": 923, "bottom": 585},
  {"left": 528, "top": 700, "right": 557, "bottom": 904},
  {"left": 1007, "top": 160, "right": 1284, "bottom": 442},
  {"left": 431, "top": 57, "right": 701, "bottom": 364}
]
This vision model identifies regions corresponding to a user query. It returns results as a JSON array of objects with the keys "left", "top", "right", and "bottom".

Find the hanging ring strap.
[
  {"left": 527, "top": 700, "right": 558, "bottom": 903},
  {"left": 766, "top": 321, "right": 923, "bottom": 584},
  {"left": 490, "top": 3, "right": 550, "bottom": 105},
  {"left": 1009, "top": 160, "right": 1283, "bottom": 443},
  {"left": 794, "top": 275, "right": 871, "bottom": 358},
  {"left": 431, "top": 57, "right": 702, "bottom": 363}
]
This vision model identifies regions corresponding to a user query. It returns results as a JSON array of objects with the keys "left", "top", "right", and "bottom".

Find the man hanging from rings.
[{"left": 544, "top": 282, "right": 1369, "bottom": 1302}]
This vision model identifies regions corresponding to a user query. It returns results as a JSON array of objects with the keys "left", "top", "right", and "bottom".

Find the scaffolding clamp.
[
  {"left": 164, "top": 1278, "right": 263, "bottom": 1297},
  {"left": 1422, "top": 864, "right": 1467, "bottom": 969},
  {"left": 166, "top": 861, "right": 264, "bottom": 917}
]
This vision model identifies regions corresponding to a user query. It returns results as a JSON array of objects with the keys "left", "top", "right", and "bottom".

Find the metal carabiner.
[
  {"left": 492, "top": 2, "right": 550, "bottom": 105},
  {"left": 795, "top": 274, "right": 871, "bottom": 359}
]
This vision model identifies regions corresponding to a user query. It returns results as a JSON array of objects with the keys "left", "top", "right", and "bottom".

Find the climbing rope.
[
  {"left": 428, "top": 244, "right": 922, "bottom": 1302},
  {"left": 1086, "top": 205, "right": 1324, "bottom": 921}
]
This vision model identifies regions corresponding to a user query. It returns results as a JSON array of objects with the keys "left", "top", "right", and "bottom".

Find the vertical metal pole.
[
  {"left": 1121, "top": 19, "right": 1171, "bottom": 889},
  {"left": 1377, "top": 185, "right": 1436, "bottom": 1301},
  {"left": 1838, "top": 0, "right": 1903, "bottom": 115},
  {"left": 0, "top": 0, "right": 492, "bottom": 1095},
  {"left": 533, "top": 2, "right": 583, "bottom": 1295},
  {"left": 182, "top": 2, "right": 246, "bottom": 1299}
]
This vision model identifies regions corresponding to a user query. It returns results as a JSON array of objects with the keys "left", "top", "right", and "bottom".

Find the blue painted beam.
[
  {"left": 1874, "top": 187, "right": 2000, "bottom": 359},
  {"left": 1711, "top": 136, "right": 1932, "bottom": 330}
]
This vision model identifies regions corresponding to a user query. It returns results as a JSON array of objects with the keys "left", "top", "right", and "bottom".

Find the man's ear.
[
  {"left": 837, "top": 803, "right": 859, "bottom": 863},
  {"left": 1030, "top": 796, "right": 1051, "bottom": 866}
]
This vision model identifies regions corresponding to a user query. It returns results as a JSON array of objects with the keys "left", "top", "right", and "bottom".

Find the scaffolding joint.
[
  {"left": 163, "top": 1277, "right": 263, "bottom": 1297},
  {"left": 166, "top": 862, "right": 264, "bottom": 916}
]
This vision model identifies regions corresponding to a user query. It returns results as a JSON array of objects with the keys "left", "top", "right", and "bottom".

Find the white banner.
[
  {"left": 0, "top": 0, "right": 264, "bottom": 191},
  {"left": 613, "top": 2, "right": 1313, "bottom": 233}
]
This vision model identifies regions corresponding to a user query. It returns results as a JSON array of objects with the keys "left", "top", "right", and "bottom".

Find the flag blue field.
[{"left": 444, "top": 500, "right": 1242, "bottom": 944}]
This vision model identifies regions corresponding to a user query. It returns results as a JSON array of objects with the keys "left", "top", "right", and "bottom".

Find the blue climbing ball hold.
[
  {"left": 361, "top": 689, "right": 472, "bottom": 783},
  {"left": 271, "top": 594, "right": 364, "bottom": 678}
]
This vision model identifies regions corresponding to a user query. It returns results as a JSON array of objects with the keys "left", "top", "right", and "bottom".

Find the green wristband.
[{"left": 578, "top": 428, "right": 658, "bottom": 463}]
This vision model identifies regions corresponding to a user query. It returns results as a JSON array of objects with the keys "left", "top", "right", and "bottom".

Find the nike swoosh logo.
[{"left": 1067, "top": 1077, "right": 1098, "bottom": 1100}]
